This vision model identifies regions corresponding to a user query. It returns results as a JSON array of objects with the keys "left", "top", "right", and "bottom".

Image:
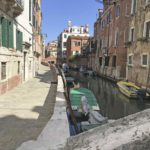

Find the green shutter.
[
  {"left": 16, "top": 29, "right": 18, "bottom": 50},
  {"left": 0, "top": 17, "right": 2, "bottom": 46},
  {"left": 2, "top": 18, "right": 8, "bottom": 47},
  {"left": 16, "top": 30, "right": 23, "bottom": 51},
  {"left": 20, "top": 31, "right": 23, "bottom": 51},
  {"left": 8, "top": 21, "right": 14, "bottom": 48}
]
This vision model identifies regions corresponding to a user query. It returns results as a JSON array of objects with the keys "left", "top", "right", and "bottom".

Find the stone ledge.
[{"left": 64, "top": 108, "right": 150, "bottom": 150}]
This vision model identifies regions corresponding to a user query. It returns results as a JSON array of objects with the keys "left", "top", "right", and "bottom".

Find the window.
[
  {"left": 141, "top": 54, "right": 148, "bottom": 66},
  {"left": 33, "top": 15, "right": 35, "bottom": 27},
  {"left": 128, "top": 55, "right": 133, "bottom": 65},
  {"left": 29, "top": 61, "right": 32, "bottom": 70},
  {"left": 64, "top": 34, "right": 67, "bottom": 38},
  {"left": 1, "top": 62, "right": 6, "bottom": 80},
  {"left": 112, "top": 56, "right": 116, "bottom": 67},
  {"left": 78, "top": 42, "right": 80, "bottom": 46},
  {"left": 101, "top": 20, "right": 105, "bottom": 28},
  {"left": 8, "top": 21, "right": 14, "bottom": 48},
  {"left": 18, "top": 61, "right": 20, "bottom": 74},
  {"left": 99, "top": 57, "right": 102, "bottom": 66},
  {"left": 131, "top": 0, "right": 136, "bottom": 15},
  {"left": 145, "top": 0, "right": 150, "bottom": 5},
  {"left": 105, "top": 56, "right": 109, "bottom": 66},
  {"left": 115, "top": 31, "right": 119, "bottom": 46},
  {"left": 63, "top": 42, "right": 67, "bottom": 47},
  {"left": 116, "top": 5, "right": 120, "bottom": 17},
  {"left": 130, "top": 28, "right": 134, "bottom": 42},
  {"left": 16, "top": 30, "right": 23, "bottom": 51},
  {"left": 29, "top": 0, "right": 31, "bottom": 21},
  {"left": 1, "top": 18, "right": 14, "bottom": 48},
  {"left": 143, "top": 21, "right": 150, "bottom": 38}
]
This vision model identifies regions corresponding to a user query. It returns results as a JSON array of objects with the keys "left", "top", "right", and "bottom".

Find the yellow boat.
[{"left": 117, "top": 81, "right": 149, "bottom": 98}]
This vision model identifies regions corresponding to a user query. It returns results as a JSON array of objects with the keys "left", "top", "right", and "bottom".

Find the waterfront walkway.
[{"left": 0, "top": 64, "right": 69, "bottom": 150}]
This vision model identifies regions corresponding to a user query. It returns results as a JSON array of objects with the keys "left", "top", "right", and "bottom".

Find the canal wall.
[{"left": 64, "top": 108, "right": 150, "bottom": 150}]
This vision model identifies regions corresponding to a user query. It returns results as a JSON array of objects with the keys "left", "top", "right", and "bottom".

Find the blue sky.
[{"left": 41, "top": 0, "right": 102, "bottom": 44}]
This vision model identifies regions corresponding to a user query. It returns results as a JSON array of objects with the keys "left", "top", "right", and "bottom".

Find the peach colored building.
[{"left": 66, "top": 36, "right": 90, "bottom": 58}]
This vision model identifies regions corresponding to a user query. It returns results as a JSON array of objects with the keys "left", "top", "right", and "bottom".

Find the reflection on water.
[{"left": 71, "top": 71, "right": 150, "bottom": 119}]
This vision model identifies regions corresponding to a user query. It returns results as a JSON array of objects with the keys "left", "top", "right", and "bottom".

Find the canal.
[{"left": 70, "top": 71, "right": 150, "bottom": 120}]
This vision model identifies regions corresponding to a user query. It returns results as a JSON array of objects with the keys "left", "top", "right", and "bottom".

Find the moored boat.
[
  {"left": 67, "top": 87, "right": 107, "bottom": 136},
  {"left": 117, "top": 81, "right": 150, "bottom": 98}
]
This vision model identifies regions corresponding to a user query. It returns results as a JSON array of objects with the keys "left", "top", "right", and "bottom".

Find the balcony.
[{"left": 0, "top": 0, "right": 24, "bottom": 17}]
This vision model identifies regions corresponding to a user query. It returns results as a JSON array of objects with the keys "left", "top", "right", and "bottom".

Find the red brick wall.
[
  {"left": 0, "top": 75, "right": 22, "bottom": 95},
  {"left": 67, "top": 37, "right": 89, "bottom": 58},
  {"left": 95, "top": 0, "right": 131, "bottom": 79}
]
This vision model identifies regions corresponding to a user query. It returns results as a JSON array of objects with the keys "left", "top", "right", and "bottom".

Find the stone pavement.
[
  {"left": 0, "top": 65, "right": 57, "bottom": 150},
  {"left": 17, "top": 75, "right": 69, "bottom": 150}
]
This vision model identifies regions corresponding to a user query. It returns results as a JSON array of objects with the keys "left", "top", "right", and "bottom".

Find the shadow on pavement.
[{"left": 0, "top": 68, "right": 57, "bottom": 150}]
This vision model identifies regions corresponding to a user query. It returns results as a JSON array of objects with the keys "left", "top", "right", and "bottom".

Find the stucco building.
[
  {"left": 0, "top": 0, "right": 35, "bottom": 94},
  {"left": 45, "top": 40, "right": 58, "bottom": 64}
]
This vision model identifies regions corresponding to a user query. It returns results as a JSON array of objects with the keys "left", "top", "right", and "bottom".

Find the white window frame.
[
  {"left": 114, "top": 30, "right": 118, "bottom": 46},
  {"left": 143, "top": 20, "right": 150, "bottom": 38},
  {"left": 145, "top": 0, "right": 150, "bottom": 6},
  {"left": 141, "top": 53, "right": 149, "bottom": 67},
  {"left": 1, "top": 62, "right": 7, "bottom": 81},
  {"left": 129, "top": 27, "right": 135, "bottom": 42},
  {"left": 131, "top": 0, "right": 136, "bottom": 15},
  {"left": 128, "top": 54, "right": 133, "bottom": 66}
]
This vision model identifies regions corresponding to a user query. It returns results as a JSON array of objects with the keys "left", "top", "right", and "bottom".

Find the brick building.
[
  {"left": 126, "top": 0, "right": 150, "bottom": 87},
  {"left": 57, "top": 21, "right": 90, "bottom": 62},
  {"left": 95, "top": 0, "right": 131, "bottom": 79},
  {"left": 66, "top": 36, "right": 89, "bottom": 58},
  {"left": 45, "top": 40, "right": 58, "bottom": 64}
]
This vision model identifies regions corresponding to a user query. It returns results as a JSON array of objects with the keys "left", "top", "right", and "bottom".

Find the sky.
[{"left": 41, "top": 0, "right": 103, "bottom": 44}]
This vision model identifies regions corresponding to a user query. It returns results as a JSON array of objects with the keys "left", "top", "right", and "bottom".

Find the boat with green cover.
[
  {"left": 70, "top": 87, "right": 100, "bottom": 111},
  {"left": 67, "top": 87, "right": 107, "bottom": 136}
]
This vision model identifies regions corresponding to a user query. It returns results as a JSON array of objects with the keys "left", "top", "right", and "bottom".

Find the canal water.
[{"left": 70, "top": 71, "right": 150, "bottom": 120}]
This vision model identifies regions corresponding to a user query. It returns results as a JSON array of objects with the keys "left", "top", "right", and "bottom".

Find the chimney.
[
  {"left": 80, "top": 26, "right": 84, "bottom": 34},
  {"left": 98, "top": 9, "right": 103, "bottom": 18},
  {"left": 85, "top": 24, "right": 89, "bottom": 33},
  {"left": 68, "top": 20, "right": 72, "bottom": 33}
]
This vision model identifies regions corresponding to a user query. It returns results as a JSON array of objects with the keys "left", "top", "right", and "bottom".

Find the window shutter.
[
  {"left": 8, "top": 21, "right": 14, "bottom": 48},
  {"left": 2, "top": 18, "right": 8, "bottom": 47},
  {"left": 143, "top": 22, "right": 146, "bottom": 38},
  {"left": 16, "top": 29, "right": 19, "bottom": 50},
  {"left": 20, "top": 31, "right": 23, "bottom": 51}
]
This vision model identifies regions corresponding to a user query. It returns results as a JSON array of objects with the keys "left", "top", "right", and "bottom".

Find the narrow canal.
[{"left": 70, "top": 71, "right": 150, "bottom": 120}]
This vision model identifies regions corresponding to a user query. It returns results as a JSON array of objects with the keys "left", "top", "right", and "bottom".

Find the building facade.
[
  {"left": 66, "top": 36, "right": 89, "bottom": 58},
  {"left": 32, "top": 0, "right": 43, "bottom": 74},
  {"left": 95, "top": 0, "right": 131, "bottom": 79},
  {"left": 0, "top": 0, "right": 35, "bottom": 94},
  {"left": 126, "top": 0, "right": 150, "bottom": 87},
  {"left": 45, "top": 40, "right": 58, "bottom": 64},
  {"left": 57, "top": 21, "right": 90, "bottom": 62}
]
